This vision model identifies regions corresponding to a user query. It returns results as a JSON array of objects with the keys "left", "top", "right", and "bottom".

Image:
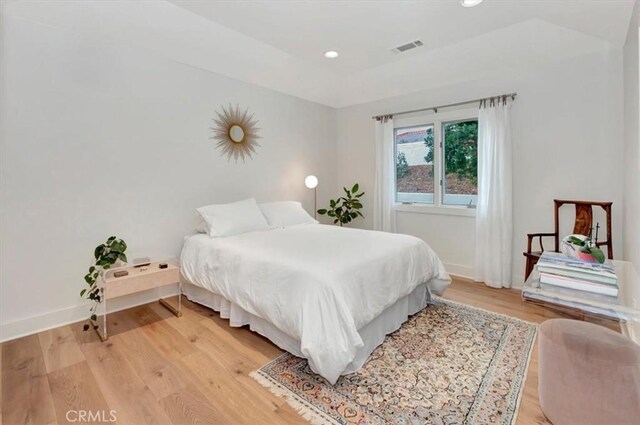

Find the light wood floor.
[{"left": 1, "top": 278, "right": 617, "bottom": 425}]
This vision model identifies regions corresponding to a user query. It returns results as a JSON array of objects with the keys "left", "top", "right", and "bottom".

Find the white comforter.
[{"left": 180, "top": 224, "right": 450, "bottom": 383}]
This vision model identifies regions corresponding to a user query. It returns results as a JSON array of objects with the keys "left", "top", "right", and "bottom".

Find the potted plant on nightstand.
[
  {"left": 80, "top": 236, "right": 127, "bottom": 331},
  {"left": 317, "top": 183, "right": 365, "bottom": 226}
]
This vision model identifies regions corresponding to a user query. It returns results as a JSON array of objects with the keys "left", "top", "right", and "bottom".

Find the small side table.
[
  {"left": 95, "top": 260, "right": 182, "bottom": 341},
  {"left": 522, "top": 260, "right": 640, "bottom": 335}
]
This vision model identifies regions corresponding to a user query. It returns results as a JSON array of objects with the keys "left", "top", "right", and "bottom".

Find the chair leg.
[{"left": 525, "top": 258, "right": 534, "bottom": 281}]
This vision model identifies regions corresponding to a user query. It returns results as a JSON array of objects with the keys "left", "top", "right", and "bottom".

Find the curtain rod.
[{"left": 371, "top": 92, "right": 517, "bottom": 120}]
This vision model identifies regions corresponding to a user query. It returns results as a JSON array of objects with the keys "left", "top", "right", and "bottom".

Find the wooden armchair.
[{"left": 523, "top": 199, "right": 613, "bottom": 280}]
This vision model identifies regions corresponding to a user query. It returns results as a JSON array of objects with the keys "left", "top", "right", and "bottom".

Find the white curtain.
[
  {"left": 373, "top": 116, "right": 396, "bottom": 233},
  {"left": 475, "top": 98, "right": 513, "bottom": 288}
]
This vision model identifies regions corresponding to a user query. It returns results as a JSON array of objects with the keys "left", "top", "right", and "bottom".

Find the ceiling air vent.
[{"left": 391, "top": 40, "right": 423, "bottom": 54}]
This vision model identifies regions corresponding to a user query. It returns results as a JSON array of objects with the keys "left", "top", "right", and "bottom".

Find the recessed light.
[
  {"left": 324, "top": 51, "right": 339, "bottom": 59},
  {"left": 460, "top": 0, "right": 483, "bottom": 7}
]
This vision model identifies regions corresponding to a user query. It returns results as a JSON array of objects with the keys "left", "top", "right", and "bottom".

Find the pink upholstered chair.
[{"left": 538, "top": 319, "right": 640, "bottom": 425}]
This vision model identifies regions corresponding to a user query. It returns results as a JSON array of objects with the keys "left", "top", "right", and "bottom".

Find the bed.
[{"left": 180, "top": 222, "right": 450, "bottom": 384}]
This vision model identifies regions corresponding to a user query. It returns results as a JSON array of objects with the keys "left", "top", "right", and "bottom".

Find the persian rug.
[{"left": 251, "top": 297, "right": 537, "bottom": 425}]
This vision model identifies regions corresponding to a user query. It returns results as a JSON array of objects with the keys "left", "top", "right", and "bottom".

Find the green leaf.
[
  {"left": 352, "top": 183, "right": 359, "bottom": 193},
  {"left": 118, "top": 253, "right": 127, "bottom": 262},
  {"left": 89, "top": 266, "right": 95, "bottom": 273},
  {"left": 330, "top": 199, "right": 336, "bottom": 207},
  {"left": 84, "top": 274, "right": 93, "bottom": 284},
  {"left": 317, "top": 209, "right": 327, "bottom": 215},
  {"left": 94, "top": 245, "right": 105, "bottom": 259},
  {"left": 80, "top": 289, "right": 86, "bottom": 297},
  {"left": 590, "top": 248, "right": 606, "bottom": 264},
  {"left": 567, "top": 236, "right": 585, "bottom": 246},
  {"left": 334, "top": 219, "right": 339, "bottom": 224},
  {"left": 111, "top": 240, "right": 126, "bottom": 253},
  {"left": 356, "top": 192, "right": 364, "bottom": 198},
  {"left": 343, "top": 187, "right": 351, "bottom": 196},
  {"left": 83, "top": 323, "right": 90, "bottom": 331},
  {"left": 107, "top": 236, "right": 117, "bottom": 243}
]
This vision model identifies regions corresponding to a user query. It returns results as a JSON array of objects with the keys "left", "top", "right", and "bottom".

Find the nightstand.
[{"left": 95, "top": 260, "right": 182, "bottom": 341}]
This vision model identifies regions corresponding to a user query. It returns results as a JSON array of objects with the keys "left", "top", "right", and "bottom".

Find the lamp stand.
[{"left": 313, "top": 188, "right": 317, "bottom": 219}]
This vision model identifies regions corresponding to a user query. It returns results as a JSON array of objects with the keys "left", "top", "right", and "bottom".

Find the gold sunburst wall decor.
[{"left": 211, "top": 104, "right": 261, "bottom": 162}]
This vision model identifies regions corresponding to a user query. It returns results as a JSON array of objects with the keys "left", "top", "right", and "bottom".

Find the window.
[
  {"left": 394, "top": 112, "right": 478, "bottom": 209},
  {"left": 442, "top": 119, "right": 478, "bottom": 206},
  {"left": 395, "top": 125, "right": 434, "bottom": 204}
]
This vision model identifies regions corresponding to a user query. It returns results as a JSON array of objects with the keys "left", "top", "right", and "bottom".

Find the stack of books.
[{"left": 536, "top": 252, "right": 618, "bottom": 297}]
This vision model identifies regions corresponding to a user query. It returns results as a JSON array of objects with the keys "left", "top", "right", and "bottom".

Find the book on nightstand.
[{"left": 536, "top": 252, "right": 618, "bottom": 297}]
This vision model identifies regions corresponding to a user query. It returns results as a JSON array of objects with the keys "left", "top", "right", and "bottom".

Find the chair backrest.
[{"left": 553, "top": 199, "right": 613, "bottom": 259}]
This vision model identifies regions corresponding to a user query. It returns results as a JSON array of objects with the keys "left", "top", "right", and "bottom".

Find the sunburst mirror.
[{"left": 211, "top": 104, "right": 261, "bottom": 162}]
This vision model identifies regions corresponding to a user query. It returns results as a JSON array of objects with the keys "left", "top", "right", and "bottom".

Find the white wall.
[
  {"left": 624, "top": 2, "right": 640, "bottom": 274},
  {"left": 0, "top": 15, "right": 337, "bottom": 341},
  {"left": 337, "top": 49, "right": 624, "bottom": 283},
  {"left": 623, "top": 0, "right": 640, "bottom": 340}
]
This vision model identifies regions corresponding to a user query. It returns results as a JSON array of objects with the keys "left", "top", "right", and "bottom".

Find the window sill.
[{"left": 394, "top": 203, "right": 476, "bottom": 217}]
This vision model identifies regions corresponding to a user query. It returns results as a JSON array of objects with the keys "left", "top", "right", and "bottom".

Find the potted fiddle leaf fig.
[
  {"left": 81, "top": 236, "right": 127, "bottom": 331},
  {"left": 317, "top": 183, "right": 365, "bottom": 226}
]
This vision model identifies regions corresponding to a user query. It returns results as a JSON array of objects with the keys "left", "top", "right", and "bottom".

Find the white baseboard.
[
  {"left": 443, "top": 262, "right": 474, "bottom": 280},
  {"left": 444, "top": 262, "right": 525, "bottom": 290},
  {"left": 0, "top": 284, "right": 179, "bottom": 343}
]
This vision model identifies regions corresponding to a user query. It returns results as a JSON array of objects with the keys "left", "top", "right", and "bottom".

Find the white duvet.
[{"left": 180, "top": 224, "right": 450, "bottom": 384}]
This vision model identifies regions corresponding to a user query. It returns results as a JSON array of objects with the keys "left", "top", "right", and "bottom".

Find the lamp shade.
[{"left": 305, "top": 175, "right": 318, "bottom": 189}]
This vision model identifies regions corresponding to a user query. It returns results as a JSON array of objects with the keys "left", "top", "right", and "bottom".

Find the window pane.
[
  {"left": 442, "top": 120, "right": 478, "bottom": 206},
  {"left": 395, "top": 125, "right": 434, "bottom": 204}
]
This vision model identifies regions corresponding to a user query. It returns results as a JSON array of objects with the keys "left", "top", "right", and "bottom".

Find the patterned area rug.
[{"left": 251, "top": 297, "right": 537, "bottom": 425}]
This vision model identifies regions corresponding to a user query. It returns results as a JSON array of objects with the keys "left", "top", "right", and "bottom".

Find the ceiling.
[
  {"left": 170, "top": 0, "right": 634, "bottom": 75},
  {"left": 3, "top": 0, "right": 635, "bottom": 108}
]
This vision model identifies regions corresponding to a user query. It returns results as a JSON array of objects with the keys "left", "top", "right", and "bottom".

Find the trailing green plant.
[
  {"left": 565, "top": 235, "right": 606, "bottom": 264},
  {"left": 317, "top": 183, "right": 365, "bottom": 226},
  {"left": 396, "top": 152, "right": 409, "bottom": 179},
  {"left": 81, "top": 236, "right": 127, "bottom": 331}
]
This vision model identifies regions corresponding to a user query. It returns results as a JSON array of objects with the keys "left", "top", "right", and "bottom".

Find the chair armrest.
[
  {"left": 526, "top": 232, "right": 556, "bottom": 239},
  {"left": 526, "top": 233, "right": 556, "bottom": 253}
]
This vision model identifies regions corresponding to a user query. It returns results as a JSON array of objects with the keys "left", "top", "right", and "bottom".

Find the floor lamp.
[{"left": 305, "top": 175, "right": 319, "bottom": 218}]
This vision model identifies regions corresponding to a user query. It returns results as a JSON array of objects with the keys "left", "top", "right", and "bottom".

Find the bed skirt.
[{"left": 182, "top": 281, "right": 431, "bottom": 377}]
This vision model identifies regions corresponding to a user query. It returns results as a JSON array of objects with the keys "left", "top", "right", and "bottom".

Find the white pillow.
[
  {"left": 196, "top": 198, "right": 269, "bottom": 237},
  {"left": 259, "top": 201, "right": 318, "bottom": 228}
]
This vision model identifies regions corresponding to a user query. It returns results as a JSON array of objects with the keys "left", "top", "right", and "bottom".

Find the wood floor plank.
[
  {"left": 2, "top": 334, "right": 56, "bottom": 425},
  {"left": 154, "top": 304, "right": 263, "bottom": 375},
  {"left": 175, "top": 350, "right": 284, "bottom": 424},
  {"left": 70, "top": 304, "right": 167, "bottom": 352},
  {"left": 139, "top": 319, "right": 197, "bottom": 362},
  {"left": 158, "top": 384, "right": 230, "bottom": 425},
  {"left": 112, "top": 328, "right": 187, "bottom": 400},
  {"left": 38, "top": 326, "right": 86, "bottom": 374},
  {"left": 83, "top": 341, "right": 173, "bottom": 425},
  {"left": 47, "top": 361, "right": 110, "bottom": 425}
]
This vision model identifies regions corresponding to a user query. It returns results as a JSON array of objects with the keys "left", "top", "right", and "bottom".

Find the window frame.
[
  {"left": 393, "top": 123, "right": 436, "bottom": 205},
  {"left": 393, "top": 108, "right": 478, "bottom": 217}
]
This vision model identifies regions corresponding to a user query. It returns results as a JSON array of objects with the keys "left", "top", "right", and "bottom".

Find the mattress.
[{"left": 180, "top": 224, "right": 450, "bottom": 383}]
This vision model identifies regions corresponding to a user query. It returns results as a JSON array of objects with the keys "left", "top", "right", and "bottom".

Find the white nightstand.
[{"left": 95, "top": 260, "right": 182, "bottom": 341}]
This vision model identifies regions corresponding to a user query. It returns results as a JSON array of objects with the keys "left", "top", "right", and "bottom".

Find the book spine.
[
  {"left": 536, "top": 267, "right": 618, "bottom": 285},
  {"left": 539, "top": 275, "right": 618, "bottom": 297}
]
